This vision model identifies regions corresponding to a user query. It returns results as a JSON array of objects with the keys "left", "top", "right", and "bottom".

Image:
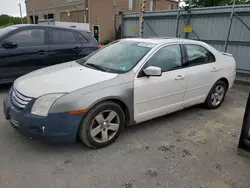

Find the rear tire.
[
  {"left": 204, "top": 80, "right": 227, "bottom": 109},
  {"left": 78, "top": 101, "right": 125, "bottom": 149}
]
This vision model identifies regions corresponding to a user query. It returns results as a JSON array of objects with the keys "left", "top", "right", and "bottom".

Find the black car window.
[
  {"left": 186, "top": 44, "right": 216, "bottom": 66},
  {"left": 76, "top": 32, "right": 88, "bottom": 44},
  {"left": 147, "top": 44, "right": 182, "bottom": 72},
  {"left": 52, "top": 29, "right": 77, "bottom": 44},
  {"left": 84, "top": 32, "right": 97, "bottom": 43},
  {"left": 6, "top": 28, "right": 45, "bottom": 47}
]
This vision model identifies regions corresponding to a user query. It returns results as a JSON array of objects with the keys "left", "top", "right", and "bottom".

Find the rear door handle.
[
  {"left": 73, "top": 47, "right": 80, "bottom": 53},
  {"left": 175, "top": 75, "right": 185, "bottom": 80},
  {"left": 211, "top": 67, "right": 219, "bottom": 72},
  {"left": 39, "top": 50, "right": 45, "bottom": 55}
]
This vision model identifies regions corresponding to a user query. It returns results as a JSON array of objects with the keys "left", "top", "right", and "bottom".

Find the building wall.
[
  {"left": 89, "top": 0, "right": 178, "bottom": 43},
  {"left": 26, "top": 0, "right": 178, "bottom": 42},
  {"left": 26, "top": 0, "right": 87, "bottom": 23},
  {"left": 153, "top": 0, "right": 179, "bottom": 11}
]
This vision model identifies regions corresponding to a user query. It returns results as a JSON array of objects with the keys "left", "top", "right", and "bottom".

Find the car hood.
[{"left": 14, "top": 61, "right": 118, "bottom": 98}]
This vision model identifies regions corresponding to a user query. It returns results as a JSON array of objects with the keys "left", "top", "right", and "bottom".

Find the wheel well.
[
  {"left": 218, "top": 78, "right": 229, "bottom": 90},
  {"left": 107, "top": 99, "right": 130, "bottom": 127}
]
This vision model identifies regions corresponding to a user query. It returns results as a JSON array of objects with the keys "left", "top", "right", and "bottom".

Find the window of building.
[
  {"left": 147, "top": 45, "right": 182, "bottom": 72},
  {"left": 128, "top": 0, "right": 134, "bottom": 10},
  {"left": 186, "top": 44, "right": 216, "bottom": 66},
  {"left": 7, "top": 29, "right": 45, "bottom": 47},
  {"left": 169, "top": 4, "right": 174, "bottom": 10},
  {"left": 52, "top": 29, "right": 77, "bottom": 44},
  {"left": 29, "top": 15, "right": 39, "bottom": 24},
  {"left": 44, "top": 14, "right": 54, "bottom": 19}
]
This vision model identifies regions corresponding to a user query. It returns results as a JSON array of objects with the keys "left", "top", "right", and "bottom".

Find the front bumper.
[{"left": 4, "top": 94, "right": 85, "bottom": 143}]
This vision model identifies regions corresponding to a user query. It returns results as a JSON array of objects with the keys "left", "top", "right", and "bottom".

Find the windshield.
[
  {"left": 0, "top": 26, "right": 17, "bottom": 37},
  {"left": 77, "top": 41, "right": 155, "bottom": 73}
]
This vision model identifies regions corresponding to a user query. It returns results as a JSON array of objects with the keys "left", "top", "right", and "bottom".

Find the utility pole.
[
  {"left": 175, "top": 0, "right": 180, "bottom": 37},
  {"left": 189, "top": 0, "right": 193, "bottom": 6},
  {"left": 18, "top": 3, "right": 23, "bottom": 24},
  {"left": 139, "top": 0, "right": 146, "bottom": 38},
  {"left": 33, "top": 11, "right": 35, "bottom": 24},
  {"left": 113, "top": 0, "right": 116, "bottom": 40},
  {"left": 224, "top": 0, "right": 236, "bottom": 52}
]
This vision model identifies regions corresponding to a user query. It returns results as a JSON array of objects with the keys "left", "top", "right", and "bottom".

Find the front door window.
[{"left": 147, "top": 44, "right": 182, "bottom": 72}]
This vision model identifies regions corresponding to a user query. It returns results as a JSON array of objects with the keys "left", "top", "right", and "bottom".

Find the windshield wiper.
[{"left": 85, "top": 63, "right": 107, "bottom": 72}]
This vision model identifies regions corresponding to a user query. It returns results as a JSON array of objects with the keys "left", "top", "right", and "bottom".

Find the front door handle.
[
  {"left": 175, "top": 75, "right": 185, "bottom": 80},
  {"left": 211, "top": 67, "right": 219, "bottom": 72},
  {"left": 39, "top": 50, "right": 45, "bottom": 55}
]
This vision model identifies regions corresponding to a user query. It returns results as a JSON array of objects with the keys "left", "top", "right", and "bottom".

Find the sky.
[{"left": 0, "top": 0, "right": 26, "bottom": 17}]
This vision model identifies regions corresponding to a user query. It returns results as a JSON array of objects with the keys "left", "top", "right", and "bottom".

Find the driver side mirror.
[
  {"left": 2, "top": 40, "right": 18, "bottom": 49},
  {"left": 143, "top": 66, "right": 162, "bottom": 77}
]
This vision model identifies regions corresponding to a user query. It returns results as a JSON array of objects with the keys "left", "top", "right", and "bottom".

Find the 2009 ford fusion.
[{"left": 4, "top": 38, "right": 236, "bottom": 148}]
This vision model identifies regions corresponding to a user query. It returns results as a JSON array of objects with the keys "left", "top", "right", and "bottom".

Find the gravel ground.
[{"left": 0, "top": 84, "right": 250, "bottom": 188}]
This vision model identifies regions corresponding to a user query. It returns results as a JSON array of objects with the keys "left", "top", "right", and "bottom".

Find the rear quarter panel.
[{"left": 216, "top": 52, "right": 236, "bottom": 89}]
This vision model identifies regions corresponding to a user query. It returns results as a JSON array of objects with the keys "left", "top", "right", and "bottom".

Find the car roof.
[
  {"left": 121, "top": 37, "right": 206, "bottom": 45},
  {"left": 13, "top": 24, "right": 90, "bottom": 33}
]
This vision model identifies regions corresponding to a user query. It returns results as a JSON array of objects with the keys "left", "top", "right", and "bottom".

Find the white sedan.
[{"left": 4, "top": 38, "right": 236, "bottom": 148}]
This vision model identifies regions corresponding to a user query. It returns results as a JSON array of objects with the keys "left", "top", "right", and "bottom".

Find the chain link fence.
[{"left": 121, "top": 5, "right": 250, "bottom": 75}]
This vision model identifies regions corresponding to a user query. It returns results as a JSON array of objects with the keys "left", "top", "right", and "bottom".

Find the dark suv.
[{"left": 0, "top": 24, "right": 100, "bottom": 84}]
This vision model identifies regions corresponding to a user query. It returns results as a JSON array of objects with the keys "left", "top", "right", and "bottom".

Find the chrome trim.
[
  {"left": 10, "top": 119, "right": 19, "bottom": 127},
  {"left": 11, "top": 87, "right": 32, "bottom": 109}
]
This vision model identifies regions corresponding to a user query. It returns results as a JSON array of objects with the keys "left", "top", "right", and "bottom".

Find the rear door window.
[
  {"left": 75, "top": 32, "right": 88, "bottom": 44},
  {"left": 83, "top": 32, "right": 98, "bottom": 43},
  {"left": 185, "top": 44, "right": 216, "bottom": 66},
  {"left": 52, "top": 29, "right": 77, "bottom": 44}
]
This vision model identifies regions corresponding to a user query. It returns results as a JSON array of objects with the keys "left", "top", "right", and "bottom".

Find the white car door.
[
  {"left": 183, "top": 44, "right": 219, "bottom": 107},
  {"left": 134, "top": 44, "right": 187, "bottom": 123}
]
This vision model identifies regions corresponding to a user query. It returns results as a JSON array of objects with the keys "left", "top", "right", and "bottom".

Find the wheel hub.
[
  {"left": 214, "top": 93, "right": 219, "bottom": 98},
  {"left": 90, "top": 110, "right": 120, "bottom": 143},
  {"left": 103, "top": 121, "right": 108, "bottom": 128}
]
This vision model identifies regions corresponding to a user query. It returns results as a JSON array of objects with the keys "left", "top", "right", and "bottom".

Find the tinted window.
[
  {"left": 7, "top": 28, "right": 45, "bottom": 47},
  {"left": 147, "top": 45, "right": 182, "bottom": 72},
  {"left": 52, "top": 29, "right": 77, "bottom": 44},
  {"left": 76, "top": 32, "right": 88, "bottom": 43},
  {"left": 186, "top": 44, "right": 215, "bottom": 66},
  {"left": 84, "top": 32, "right": 97, "bottom": 43}
]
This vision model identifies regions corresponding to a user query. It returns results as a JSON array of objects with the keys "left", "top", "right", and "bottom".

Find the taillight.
[{"left": 98, "top": 44, "right": 103, "bottom": 49}]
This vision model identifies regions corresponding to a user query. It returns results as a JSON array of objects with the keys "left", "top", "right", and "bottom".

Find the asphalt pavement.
[{"left": 0, "top": 83, "right": 250, "bottom": 188}]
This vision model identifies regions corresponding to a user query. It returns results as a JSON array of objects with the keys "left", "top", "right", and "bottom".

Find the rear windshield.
[{"left": 0, "top": 26, "right": 17, "bottom": 37}]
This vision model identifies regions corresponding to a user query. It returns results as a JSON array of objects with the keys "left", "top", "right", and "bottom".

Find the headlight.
[{"left": 31, "top": 93, "right": 65, "bottom": 116}]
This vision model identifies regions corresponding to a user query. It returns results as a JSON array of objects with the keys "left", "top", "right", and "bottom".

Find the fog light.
[{"left": 42, "top": 126, "right": 46, "bottom": 133}]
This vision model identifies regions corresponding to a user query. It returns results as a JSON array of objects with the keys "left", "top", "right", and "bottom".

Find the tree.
[
  {"left": 188, "top": 0, "right": 250, "bottom": 7},
  {"left": 0, "top": 14, "right": 27, "bottom": 27}
]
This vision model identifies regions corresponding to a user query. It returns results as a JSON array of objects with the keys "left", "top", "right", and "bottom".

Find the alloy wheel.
[
  {"left": 90, "top": 110, "right": 120, "bottom": 143},
  {"left": 211, "top": 85, "right": 225, "bottom": 106}
]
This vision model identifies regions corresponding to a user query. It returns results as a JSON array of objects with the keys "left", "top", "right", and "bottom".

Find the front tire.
[
  {"left": 204, "top": 80, "right": 227, "bottom": 109},
  {"left": 78, "top": 101, "right": 125, "bottom": 149}
]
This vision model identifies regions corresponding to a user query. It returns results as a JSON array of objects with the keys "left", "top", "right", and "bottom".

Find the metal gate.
[{"left": 121, "top": 5, "right": 250, "bottom": 75}]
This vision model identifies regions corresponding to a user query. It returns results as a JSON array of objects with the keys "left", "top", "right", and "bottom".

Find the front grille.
[{"left": 11, "top": 87, "right": 32, "bottom": 109}]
